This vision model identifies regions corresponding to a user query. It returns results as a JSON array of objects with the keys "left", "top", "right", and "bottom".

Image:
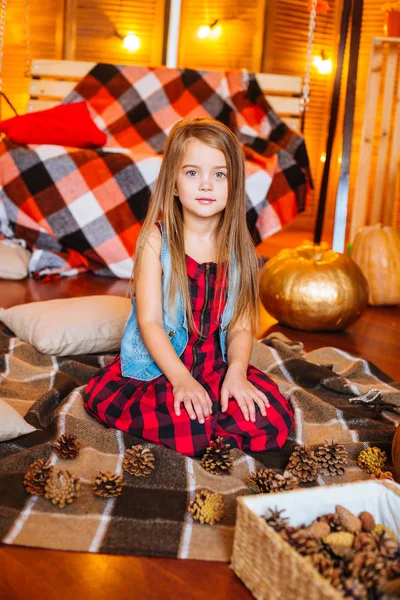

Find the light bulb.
[
  {"left": 198, "top": 25, "right": 211, "bottom": 39},
  {"left": 320, "top": 153, "right": 326, "bottom": 162},
  {"left": 123, "top": 32, "right": 141, "bottom": 52},
  {"left": 313, "top": 54, "right": 333, "bottom": 75},
  {"left": 209, "top": 24, "right": 222, "bottom": 39}
]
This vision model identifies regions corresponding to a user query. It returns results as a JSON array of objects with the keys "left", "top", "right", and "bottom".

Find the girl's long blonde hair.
[{"left": 131, "top": 117, "right": 260, "bottom": 335}]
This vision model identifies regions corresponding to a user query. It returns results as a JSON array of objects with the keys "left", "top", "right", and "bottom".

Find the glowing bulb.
[
  {"left": 338, "top": 156, "right": 342, "bottom": 164},
  {"left": 313, "top": 54, "right": 333, "bottom": 75},
  {"left": 209, "top": 24, "right": 222, "bottom": 39},
  {"left": 123, "top": 32, "right": 141, "bottom": 52},
  {"left": 320, "top": 153, "right": 326, "bottom": 162},
  {"left": 198, "top": 25, "right": 211, "bottom": 39}
]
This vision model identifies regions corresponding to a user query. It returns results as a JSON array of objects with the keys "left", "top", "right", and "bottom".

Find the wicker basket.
[{"left": 231, "top": 480, "right": 400, "bottom": 600}]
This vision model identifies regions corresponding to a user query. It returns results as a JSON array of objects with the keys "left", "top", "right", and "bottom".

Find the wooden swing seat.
[{"left": 27, "top": 59, "right": 303, "bottom": 131}]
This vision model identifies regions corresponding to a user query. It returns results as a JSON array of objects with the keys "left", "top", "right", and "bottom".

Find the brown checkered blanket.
[
  {"left": 0, "top": 325, "right": 398, "bottom": 561},
  {"left": 0, "top": 64, "right": 311, "bottom": 280}
]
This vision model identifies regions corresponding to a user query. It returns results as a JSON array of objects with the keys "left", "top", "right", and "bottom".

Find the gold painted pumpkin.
[
  {"left": 259, "top": 241, "right": 369, "bottom": 331},
  {"left": 351, "top": 224, "right": 400, "bottom": 306},
  {"left": 393, "top": 426, "right": 400, "bottom": 483}
]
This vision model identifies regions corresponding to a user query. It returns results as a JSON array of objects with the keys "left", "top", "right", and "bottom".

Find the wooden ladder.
[{"left": 349, "top": 36, "right": 400, "bottom": 240}]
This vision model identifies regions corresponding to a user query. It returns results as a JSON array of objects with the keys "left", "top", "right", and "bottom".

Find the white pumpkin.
[{"left": 351, "top": 224, "right": 400, "bottom": 305}]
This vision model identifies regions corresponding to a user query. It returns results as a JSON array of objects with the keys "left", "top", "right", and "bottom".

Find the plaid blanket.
[
  {"left": 0, "top": 64, "right": 311, "bottom": 279},
  {"left": 0, "top": 325, "right": 397, "bottom": 561}
]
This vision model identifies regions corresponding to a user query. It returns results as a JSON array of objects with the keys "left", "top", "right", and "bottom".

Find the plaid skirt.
[{"left": 84, "top": 255, "right": 294, "bottom": 457}]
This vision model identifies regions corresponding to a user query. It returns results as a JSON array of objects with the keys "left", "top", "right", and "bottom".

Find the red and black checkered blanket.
[{"left": 0, "top": 64, "right": 311, "bottom": 279}]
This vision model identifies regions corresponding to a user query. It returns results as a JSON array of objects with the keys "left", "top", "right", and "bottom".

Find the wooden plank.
[
  {"left": 31, "top": 59, "right": 95, "bottom": 79},
  {"left": 371, "top": 43, "right": 398, "bottom": 224},
  {"left": 266, "top": 95, "right": 301, "bottom": 115},
  {"left": 256, "top": 73, "right": 302, "bottom": 94},
  {"left": 282, "top": 117, "right": 300, "bottom": 130},
  {"left": 28, "top": 80, "right": 76, "bottom": 99},
  {"left": 349, "top": 40, "right": 382, "bottom": 240},
  {"left": 384, "top": 67, "right": 400, "bottom": 225},
  {"left": 63, "top": 0, "right": 77, "bottom": 60},
  {"left": 26, "top": 99, "right": 59, "bottom": 112}
]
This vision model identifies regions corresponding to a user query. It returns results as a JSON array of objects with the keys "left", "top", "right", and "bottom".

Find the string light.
[
  {"left": 122, "top": 32, "right": 141, "bottom": 52},
  {"left": 197, "top": 19, "right": 221, "bottom": 40},
  {"left": 313, "top": 50, "right": 332, "bottom": 75}
]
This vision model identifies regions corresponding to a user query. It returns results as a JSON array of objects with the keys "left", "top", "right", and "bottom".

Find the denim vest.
[{"left": 120, "top": 224, "right": 238, "bottom": 381}]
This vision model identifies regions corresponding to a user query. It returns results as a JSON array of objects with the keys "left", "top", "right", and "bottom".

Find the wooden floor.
[{"left": 1, "top": 225, "right": 399, "bottom": 600}]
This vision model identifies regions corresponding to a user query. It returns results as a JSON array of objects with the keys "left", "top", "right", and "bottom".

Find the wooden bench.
[{"left": 27, "top": 59, "right": 303, "bottom": 131}]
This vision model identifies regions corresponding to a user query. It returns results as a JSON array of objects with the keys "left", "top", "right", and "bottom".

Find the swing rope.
[
  {"left": 0, "top": 0, "right": 19, "bottom": 119},
  {"left": 300, "top": 0, "right": 318, "bottom": 133}
]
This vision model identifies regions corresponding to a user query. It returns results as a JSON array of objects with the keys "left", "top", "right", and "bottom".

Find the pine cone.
[
  {"left": 23, "top": 459, "right": 54, "bottom": 496},
  {"left": 357, "top": 446, "right": 387, "bottom": 475},
  {"left": 353, "top": 532, "right": 377, "bottom": 553},
  {"left": 290, "top": 531, "right": 324, "bottom": 555},
  {"left": 386, "top": 559, "right": 400, "bottom": 580},
  {"left": 201, "top": 437, "right": 233, "bottom": 476},
  {"left": 123, "top": 445, "right": 155, "bottom": 477},
  {"left": 315, "top": 440, "right": 348, "bottom": 477},
  {"left": 93, "top": 471, "right": 124, "bottom": 498},
  {"left": 53, "top": 434, "right": 80, "bottom": 460},
  {"left": 263, "top": 508, "right": 290, "bottom": 532},
  {"left": 245, "top": 468, "right": 298, "bottom": 494},
  {"left": 307, "top": 552, "right": 342, "bottom": 589},
  {"left": 286, "top": 445, "right": 320, "bottom": 483},
  {"left": 342, "top": 577, "right": 368, "bottom": 600},
  {"left": 188, "top": 489, "right": 224, "bottom": 525},
  {"left": 348, "top": 551, "right": 388, "bottom": 589},
  {"left": 373, "top": 530, "right": 399, "bottom": 558},
  {"left": 317, "top": 512, "right": 344, "bottom": 532},
  {"left": 44, "top": 470, "right": 81, "bottom": 508}
]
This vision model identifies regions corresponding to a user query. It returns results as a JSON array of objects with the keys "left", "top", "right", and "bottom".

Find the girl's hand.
[
  {"left": 173, "top": 374, "right": 213, "bottom": 424},
  {"left": 221, "top": 366, "right": 270, "bottom": 422}
]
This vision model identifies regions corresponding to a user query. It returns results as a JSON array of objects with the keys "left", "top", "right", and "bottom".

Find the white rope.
[{"left": 300, "top": 0, "right": 317, "bottom": 115}]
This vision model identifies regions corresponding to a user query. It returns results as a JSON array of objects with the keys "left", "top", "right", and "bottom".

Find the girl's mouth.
[{"left": 196, "top": 198, "right": 216, "bottom": 204}]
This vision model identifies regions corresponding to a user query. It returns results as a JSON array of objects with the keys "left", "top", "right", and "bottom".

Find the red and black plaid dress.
[{"left": 84, "top": 251, "right": 294, "bottom": 457}]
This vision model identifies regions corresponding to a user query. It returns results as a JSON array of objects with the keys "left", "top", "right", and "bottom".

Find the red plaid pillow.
[{"left": 0, "top": 102, "right": 107, "bottom": 147}]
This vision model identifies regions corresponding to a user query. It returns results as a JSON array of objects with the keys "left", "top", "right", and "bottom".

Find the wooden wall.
[
  {"left": 0, "top": 0, "right": 165, "bottom": 119},
  {"left": 0, "top": 0, "right": 395, "bottom": 239},
  {"left": 74, "top": 0, "right": 165, "bottom": 66},
  {"left": 262, "top": 0, "right": 341, "bottom": 230},
  {"left": 178, "top": 0, "right": 266, "bottom": 71},
  {"left": 1, "top": 0, "right": 61, "bottom": 119}
]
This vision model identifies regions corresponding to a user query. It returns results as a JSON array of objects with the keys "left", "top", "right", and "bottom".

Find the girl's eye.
[
  {"left": 215, "top": 171, "right": 227, "bottom": 178},
  {"left": 186, "top": 170, "right": 197, "bottom": 176}
]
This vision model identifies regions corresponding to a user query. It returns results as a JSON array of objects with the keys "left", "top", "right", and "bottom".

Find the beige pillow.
[
  {"left": 0, "top": 399, "right": 36, "bottom": 441},
  {"left": 0, "top": 295, "right": 131, "bottom": 355},
  {"left": 0, "top": 241, "right": 31, "bottom": 280}
]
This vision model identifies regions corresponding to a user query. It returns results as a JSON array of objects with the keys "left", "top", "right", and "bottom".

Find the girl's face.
[{"left": 175, "top": 138, "right": 228, "bottom": 220}]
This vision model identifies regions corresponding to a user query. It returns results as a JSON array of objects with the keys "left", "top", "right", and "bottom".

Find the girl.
[{"left": 84, "top": 117, "right": 294, "bottom": 457}]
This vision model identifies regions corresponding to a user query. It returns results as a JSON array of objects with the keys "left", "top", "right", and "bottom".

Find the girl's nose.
[{"left": 200, "top": 177, "right": 212, "bottom": 190}]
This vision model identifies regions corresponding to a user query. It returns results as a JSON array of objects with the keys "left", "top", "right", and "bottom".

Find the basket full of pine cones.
[{"left": 231, "top": 479, "right": 400, "bottom": 600}]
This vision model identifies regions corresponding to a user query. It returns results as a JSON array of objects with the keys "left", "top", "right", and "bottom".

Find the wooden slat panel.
[
  {"left": 384, "top": 75, "right": 400, "bottom": 225},
  {"left": 282, "top": 117, "right": 300, "bottom": 130},
  {"left": 1, "top": 0, "right": 61, "bottom": 119},
  {"left": 265, "top": 95, "right": 301, "bottom": 116},
  {"left": 27, "top": 99, "right": 59, "bottom": 112},
  {"left": 349, "top": 40, "right": 383, "bottom": 240},
  {"left": 28, "top": 80, "right": 76, "bottom": 99},
  {"left": 75, "top": 0, "right": 165, "bottom": 66},
  {"left": 262, "top": 0, "right": 340, "bottom": 223},
  {"left": 31, "top": 59, "right": 95, "bottom": 78},
  {"left": 347, "top": 3, "right": 400, "bottom": 238},
  {"left": 371, "top": 43, "right": 398, "bottom": 224},
  {"left": 256, "top": 73, "right": 302, "bottom": 94},
  {"left": 178, "top": 0, "right": 266, "bottom": 72}
]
